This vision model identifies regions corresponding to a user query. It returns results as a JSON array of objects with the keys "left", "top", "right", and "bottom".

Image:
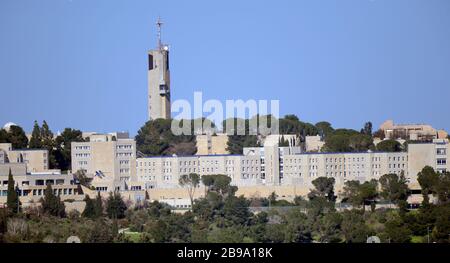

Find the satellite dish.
[
  {"left": 66, "top": 236, "right": 81, "bottom": 243},
  {"left": 367, "top": 236, "right": 381, "bottom": 243}
]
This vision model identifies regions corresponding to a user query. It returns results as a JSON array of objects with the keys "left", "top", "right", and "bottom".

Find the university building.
[{"left": 70, "top": 133, "right": 449, "bottom": 203}]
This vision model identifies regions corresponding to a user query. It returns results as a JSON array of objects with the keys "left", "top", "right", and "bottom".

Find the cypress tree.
[
  {"left": 82, "top": 195, "right": 96, "bottom": 218},
  {"left": 94, "top": 192, "right": 103, "bottom": 217},
  {"left": 6, "top": 169, "right": 20, "bottom": 214},
  {"left": 29, "top": 121, "right": 42, "bottom": 149},
  {"left": 41, "top": 120, "right": 57, "bottom": 169},
  {"left": 41, "top": 183, "right": 65, "bottom": 217}
]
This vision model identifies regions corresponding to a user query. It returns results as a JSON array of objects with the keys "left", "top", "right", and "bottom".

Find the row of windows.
[
  {"left": 437, "top": 159, "right": 447, "bottom": 165},
  {"left": 437, "top": 148, "right": 447, "bottom": 155},
  {"left": 116, "top": 152, "right": 133, "bottom": 157},
  {"left": 241, "top": 159, "right": 259, "bottom": 165},
  {"left": 74, "top": 146, "right": 90, "bottom": 150},
  {"left": 117, "top": 145, "right": 133, "bottom": 150},
  {"left": 75, "top": 153, "right": 90, "bottom": 158},
  {"left": 0, "top": 188, "right": 76, "bottom": 197}
]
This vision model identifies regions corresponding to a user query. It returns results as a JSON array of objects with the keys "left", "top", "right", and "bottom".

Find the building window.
[
  {"left": 437, "top": 148, "right": 447, "bottom": 155},
  {"left": 437, "top": 159, "right": 447, "bottom": 165}
]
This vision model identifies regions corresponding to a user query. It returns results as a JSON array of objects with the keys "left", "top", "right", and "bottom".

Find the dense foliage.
[
  {"left": 135, "top": 119, "right": 197, "bottom": 156},
  {"left": 1, "top": 167, "right": 449, "bottom": 243}
]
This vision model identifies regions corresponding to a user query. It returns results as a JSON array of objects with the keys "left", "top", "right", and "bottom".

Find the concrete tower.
[{"left": 148, "top": 17, "right": 171, "bottom": 120}]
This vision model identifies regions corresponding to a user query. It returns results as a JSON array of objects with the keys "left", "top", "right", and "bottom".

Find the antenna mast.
[{"left": 156, "top": 17, "right": 163, "bottom": 49}]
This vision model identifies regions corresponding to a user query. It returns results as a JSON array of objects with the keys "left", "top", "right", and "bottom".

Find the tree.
[
  {"left": 379, "top": 173, "right": 409, "bottom": 207},
  {"left": 434, "top": 172, "right": 450, "bottom": 204},
  {"left": 179, "top": 173, "right": 200, "bottom": 208},
  {"left": 308, "top": 177, "right": 336, "bottom": 202},
  {"left": 0, "top": 208, "right": 7, "bottom": 242},
  {"left": 342, "top": 180, "right": 364, "bottom": 208},
  {"left": 225, "top": 118, "right": 259, "bottom": 154},
  {"left": 0, "top": 129, "right": 9, "bottom": 144},
  {"left": 54, "top": 128, "right": 84, "bottom": 171},
  {"left": 284, "top": 210, "right": 312, "bottom": 243},
  {"left": 316, "top": 212, "right": 342, "bottom": 243},
  {"left": 359, "top": 180, "right": 379, "bottom": 212},
  {"left": 29, "top": 121, "right": 42, "bottom": 149},
  {"left": 40, "top": 121, "right": 57, "bottom": 169},
  {"left": 373, "top": 129, "right": 385, "bottom": 140},
  {"left": 342, "top": 180, "right": 378, "bottom": 212},
  {"left": 144, "top": 219, "right": 169, "bottom": 243},
  {"left": 323, "top": 129, "right": 374, "bottom": 153},
  {"left": 223, "top": 195, "right": 251, "bottom": 226},
  {"left": 315, "top": 122, "right": 334, "bottom": 138},
  {"left": 417, "top": 166, "right": 439, "bottom": 206},
  {"left": 94, "top": 192, "right": 103, "bottom": 217},
  {"left": 431, "top": 205, "right": 450, "bottom": 242},
  {"left": 7, "top": 125, "right": 28, "bottom": 149},
  {"left": 40, "top": 121, "right": 53, "bottom": 145},
  {"left": 361, "top": 122, "right": 372, "bottom": 136},
  {"left": 6, "top": 169, "right": 20, "bottom": 214},
  {"left": 341, "top": 210, "right": 369, "bottom": 243},
  {"left": 135, "top": 119, "right": 197, "bottom": 156},
  {"left": 376, "top": 140, "right": 402, "bottom": 152},
  {"left": 74, "top": 169, "right": 92, "bottom": 187},
  {"left": 207, "top": 226, "right": 244, "bottom": 243},
  {"left": 41, "top": 183, "right": 66, "bottom": 217},
  {"left": 383, "top": 216, "right": 412, "bottom": 243},
  {"left": 106, "top": 192, "right": 127, "bottom": 219},
  {"left": 82, "top": 195, "right": 96, "bottom": 218},
  {"left": 86, "top": 220, "right": 114, "bottom": 243},
  {"left": 201, "top": 174, "right": 236, "bottom": 198}
]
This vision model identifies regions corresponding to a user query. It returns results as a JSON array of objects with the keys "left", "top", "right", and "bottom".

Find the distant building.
[
  {"left": 196, "top": 133, "right": 229, "bottom": 155},
  {"left": 262, "top": 134, "right": 299, "bottom": 147},
  {"left": 304, "top": 135, "right": 325, "bottom": 152},
  {"left": 148, "top": 17, "right": 171, "bottom": 120},
  {"left": 379, "top": 120, "right": 448, "bottom": 141},
  {"left": 69, "top": 135, "right": 450, "bottom": 205},
  {"left": 71, "top": 133, "right": 136, "bottom": 192},
  {"left": 0, "top": 164, "right": 81, "bottom": 203},
  {"left": 0, "top": 143, "right": 49, "bottom": 172}
]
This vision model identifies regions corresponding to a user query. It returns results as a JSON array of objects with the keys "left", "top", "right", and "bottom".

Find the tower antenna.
[{"left": 156, "top": 16, "right": 163, "bottom": 49}]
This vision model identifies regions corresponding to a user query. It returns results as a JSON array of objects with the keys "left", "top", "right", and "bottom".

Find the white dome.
[{"left": 3, "top": 122, "right": 17, "bottom": 132}]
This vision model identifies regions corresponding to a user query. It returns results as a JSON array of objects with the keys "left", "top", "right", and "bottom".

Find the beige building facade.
[
  {"left": 0, "top": 163, "right": 84, "bottom": 211},
  {"left": 0, "top": 143, "right": 49, "bottom": 172},
  {"left": 70, "top": 135, "right": 450, "bottom": 205},
  {"left": 196, "top": 133, "right": 229, "bottom": 155},
  {"left": 379, "top": 120, "right": 447, "bottom": 141},
  {"left": 71, "top": 134, "right": 136, "bottom": 192}
]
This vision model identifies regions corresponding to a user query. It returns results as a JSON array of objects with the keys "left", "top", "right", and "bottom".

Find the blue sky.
[{"left": 1, "top": 0, "right": 449, "bottom": 135}]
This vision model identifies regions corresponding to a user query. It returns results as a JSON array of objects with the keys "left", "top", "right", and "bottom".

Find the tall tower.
[{"left": 148, "top": 17, "right": 171, "bottom": 120}]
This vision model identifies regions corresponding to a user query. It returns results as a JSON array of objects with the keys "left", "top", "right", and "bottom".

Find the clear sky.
[{"left": 1, "top": 0, "right": 449, "bottom": 135}]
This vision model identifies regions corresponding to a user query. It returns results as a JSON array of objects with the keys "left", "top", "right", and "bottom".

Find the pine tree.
[
  {"left": 82, "top": 195, "right": 96, "bottom": 218},
  {"left": 6, "top": 169, "right": 20, "bottom": 214},
  {"left": 29, "top": 121, "right": 42, "bottom": 149}
]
